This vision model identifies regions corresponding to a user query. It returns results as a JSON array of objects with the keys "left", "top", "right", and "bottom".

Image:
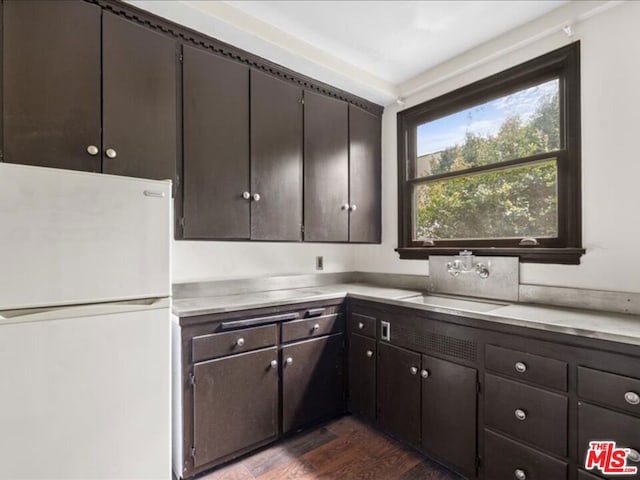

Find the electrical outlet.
[{"left": 316, "top": 256, "right": 324, "bottom": 271}]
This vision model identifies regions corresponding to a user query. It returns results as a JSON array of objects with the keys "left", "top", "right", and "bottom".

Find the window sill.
[{"left": 395, "top": 247, "right": 585, "bottom": 265}]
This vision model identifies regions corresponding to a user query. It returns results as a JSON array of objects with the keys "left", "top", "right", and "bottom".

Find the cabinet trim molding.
[{"left": 87, "top": 0, "right": 383, "bottom": 116}]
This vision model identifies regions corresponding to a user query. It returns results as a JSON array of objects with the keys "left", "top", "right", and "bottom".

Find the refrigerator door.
[
  {"left": 0, "top": 304, "right": 171, "bottom": 479},
  {"left": 0, "top": 164, "right": 171, "bottom": 309}
]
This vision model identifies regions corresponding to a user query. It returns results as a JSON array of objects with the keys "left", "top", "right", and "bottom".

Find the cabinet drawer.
[
  {"left": 281, "top": 314, "right": 343, "bottom": 343},
  {"left": 578, "top": 402, "right": 640, "bottom": 477},
  {"left": 486, "top": 344, "right": 567, "bottom": 391},
  {"left": 485, "top": 374, "right": 568, "bottom": 457},
  {"left": 578, "top": 367, "right": 640, "bottom": 417},
  {"left": 485, "top": 429, "right": 568, "bottom": 480},
  {"left": 578, "top": 470, "right": 605, "bottom": 480},
  {"left": 192, "top": 324, "right": 278, "bottom": 362},
  {"left": 348, "top": 312, "right": 376, "bottom": 338}
]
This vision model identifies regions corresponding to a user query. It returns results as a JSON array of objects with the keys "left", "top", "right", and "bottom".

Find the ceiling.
[
  {"left": 223, "top": 1, "right": 566, "bottom": 85},
  {"left": 129, "top": 0, "right": 592, "bottom": 105}
]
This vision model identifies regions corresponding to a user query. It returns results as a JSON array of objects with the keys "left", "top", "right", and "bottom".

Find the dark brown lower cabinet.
[
  {"left": 421, "top": 354, "right": 477, "bottom": 477},
  {"left": 282, "top": 334, "right": 345, "bottom": 433},
  {"left": 377, "top": 342, "right": 421, "bottom": 446},
  {"left": 348, "top": 334, "right": 376, "bottom": 422},
  {"left": 484, "top": 429, "right": 568, "bottom": 480},
  {"left": 192, "top": 347, "right": 279, "bottom": 468},
  {"left": 578, "top": 402, "right": 640, "bottom": 480}
]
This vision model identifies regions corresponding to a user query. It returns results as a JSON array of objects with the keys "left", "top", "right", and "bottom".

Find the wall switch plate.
[{"left": 316, "top": 256, "right": 324, "bottom": 271}]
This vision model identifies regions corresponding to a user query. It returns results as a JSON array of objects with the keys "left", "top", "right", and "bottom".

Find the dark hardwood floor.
[{"left": 195, "top": 416, "right": 462, "bottom": 480}]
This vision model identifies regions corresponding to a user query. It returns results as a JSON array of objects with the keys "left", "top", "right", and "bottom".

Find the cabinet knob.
[
  {"left": 341, "top": 204, "right": 350, "bottom": 211},
  {"left": 252, "top": 193, "right": 261, "bottom": 202},
  {"left": 358, "top": 322, "right": 364, "bottom": 329},
  {"left": 514, "top": 469, "right": 527, "bottom": 480},
  {"left": 410, "top": 366, "right": 418, "bottom": 375},
  {"left": 628, "top": 449, "right": 640, "bottom": 463},
  {"left": 86, "top": 145, "right": 99, "bottom": 156},
  {"left": 366, "top": 350, "right": 373, "bottom": 358},
  {"left": 514, "top": 409, "right": 527, "bottom": 421},
  {"left": 515, "top": 362, "right": 527, "bottom": 373},
  {"left": 349, "top": 204, "right": 357, "bottom": 212},
  {"left": 285, "top": 357, "right": 293, "bottom": 365},
  {"left": 242, "top": 191, "right": 251, "bottom": 200},
  {"left": 421, "top": 369, "right": 430, "bottom": 379},
  {"left": 625, "top": 391, "right": 640, "bottom": 405},
  {"left": 312, "top": 323, "right": 320, "bottom": 331},
  {"left": 270, "top": 360, "right": 278, "bottom": 369},
  {"left": 105, "top": 148, "right": 117, "bottom": 159},
  {"left": 236, "top": 338, "right": 245, "bottom": 347}
]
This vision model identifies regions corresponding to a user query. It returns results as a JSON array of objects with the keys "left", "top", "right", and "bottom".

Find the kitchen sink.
[{"left": 403, "top": 294, "right": 507, "bottom": 313}]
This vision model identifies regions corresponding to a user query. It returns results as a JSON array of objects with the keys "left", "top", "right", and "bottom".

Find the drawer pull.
[
  {"left": 366, "top": 350, "right": 373, "bottom": 358},
  {"left": 421, "top": 369, "right": 430, "bottom": 379},
  {"left": 515, "top": 409, "right": 527, "bottom": 421},
  {"left": 410, "top": 366, "right": 418, "bottom": 375},
  {"left": 515, "top": 361, "right": 527, "bottom": 373},
  {"left": 285, "top": 357, "right": 293, "bottom": 366},
  {"left": 270, "top": 360, "right": 278, "bottom": 369},
  {"left": 628, "top": 449, "right": 640, "bottom": 463},
  {"left": 625, "top": 391, "right": 640, "bottom": 405},
  {"left": 236, "top": 338, "right": 245, "bottom": 347},
  {"left": 514, "top": 469, "right": 527, "bottom": 480},
  {"left": 312, "top": 323, "right": 320, "bottom": 332},
  {"left": 358, "top": 322, "right": 364, "bottom": 329},
  {"left": 306, "top": 308, "right": 325, "bottom": 317}
]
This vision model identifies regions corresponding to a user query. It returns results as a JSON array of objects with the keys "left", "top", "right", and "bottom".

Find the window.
[{"left": 397, "top": 42, "right": 583, "bottom": 264}]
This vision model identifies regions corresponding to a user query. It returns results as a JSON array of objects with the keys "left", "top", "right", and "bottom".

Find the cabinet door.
[
  {"left": 193, "top": 347, "right": 279, "bottom": 468},
  {"left": 282, "top": 334, "right": 345, "bottom": 433},
  {"left": 348, "top": 106, "right": 381, "bottom": 243},
  {"left": 421, "top": 354, "right": 477, "bottom": 477},
  {"left": 182, "top": 45, "right": 250, "bottom": 239},
  {"left": 250, "top": 71, "right": 303, "bottom": 241},
  {"left": 102, "top": 12, "right": 177, "bottom": 181},
  {"left": 2, "top": 0, "right": 101, "bottom": 172},
  {"left": 303, "top": 91, "right": 349, "bottom": 242},
  {"left": 377, "top": 343, "right": 421, "bottom": 446},
  {"left": 348, "top": 334, "right": 376, "bottom": 422}
]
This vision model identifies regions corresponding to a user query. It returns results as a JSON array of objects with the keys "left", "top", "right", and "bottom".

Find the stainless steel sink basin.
[{"left": 403, "top": 294, "right": 506, "bottom": 313}]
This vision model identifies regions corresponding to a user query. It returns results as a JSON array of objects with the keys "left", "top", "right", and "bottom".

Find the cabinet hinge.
[
  {"left": 190, "top": 447, "right": 196, "bottom": 459},
  {"left": 476, "top": 381, "right": 481, "bottom": 394},
  {"left": 180, "top": 217, "right": 186, "bottom": 230},
  {"left": 300, "top": 96, "right": 305, "bottom": 105},
  {"left": 0, "top": 150, "right": 4, "bottom": 160},
  {"left": 188, "top": 372, "right": 195, "bottom": 386},
  {"left": 300, "top": 224, "right": 305, "bottom": 233},
  {"left": 178, "top": 53, "right": 184, "bottom": 63}
]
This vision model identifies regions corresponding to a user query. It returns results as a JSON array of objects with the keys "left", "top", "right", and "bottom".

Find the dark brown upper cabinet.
[
  {"left": 102, "top": 12, "right": 178, "bottom": 181},
  {"left": 182, "top": 45, "right": 250, "bottom": 240},
  {"left": 303, "top": 91, "right": 350, "bottom": 242},
  {"left": 349, "top": 105, "right": 381, "bottom": 243},
  {"left": 2, "top": 2, "right": 177, "bottom": 182},
  {"left": 2, "top": 0, "right": 101, "bottom": 172},
  {"left": 250, "top": 71, "right": 303, "bottom": 241}
]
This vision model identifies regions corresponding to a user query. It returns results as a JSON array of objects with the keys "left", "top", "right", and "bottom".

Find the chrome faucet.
[{"left": 446, "top": 250, "right": 490, "bottom": 279}]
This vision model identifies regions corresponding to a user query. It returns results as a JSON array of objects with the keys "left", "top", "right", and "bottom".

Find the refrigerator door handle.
[{"left": 0, "top": 297, "right": 170, "bottom": 325}]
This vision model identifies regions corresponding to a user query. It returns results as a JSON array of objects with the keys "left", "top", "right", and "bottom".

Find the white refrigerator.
[{"left": 0, "top": 163, "right": 172, "bottom": 479}]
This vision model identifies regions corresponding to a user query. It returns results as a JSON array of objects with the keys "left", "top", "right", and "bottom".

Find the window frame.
[{"left": 396, "top": 42, "right": 583, "bottom": 264}]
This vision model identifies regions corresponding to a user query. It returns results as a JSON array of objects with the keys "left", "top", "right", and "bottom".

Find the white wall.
[
  {"left": 354, "top": 1, "right": 640, "bottom": 293},
  {"left": 172, "top": 240, "right": 354, "bottom": 283}
]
